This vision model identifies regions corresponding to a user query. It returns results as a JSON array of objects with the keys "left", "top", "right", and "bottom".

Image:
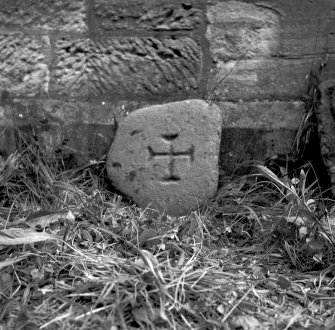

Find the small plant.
[{"left": 257, "top": 164, "right": 335, "bottom": 271}]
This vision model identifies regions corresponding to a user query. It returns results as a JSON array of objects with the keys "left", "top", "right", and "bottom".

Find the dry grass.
[{"left": 0, "top": 135, "right": 335, "bottom": 330}]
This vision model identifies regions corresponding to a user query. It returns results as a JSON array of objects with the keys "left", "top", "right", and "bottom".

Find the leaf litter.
[{"left": 0, "top": 134, "right": 334, "bottom": 330}]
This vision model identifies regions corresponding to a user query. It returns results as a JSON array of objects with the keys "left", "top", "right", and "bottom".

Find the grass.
[{"left": 0, "top": 133, "right": 335, "bottom": 330}]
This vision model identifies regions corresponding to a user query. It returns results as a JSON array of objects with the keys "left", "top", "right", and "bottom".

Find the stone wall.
[{"left": 0, "top": 0, "right": 334, "bottom": 174}]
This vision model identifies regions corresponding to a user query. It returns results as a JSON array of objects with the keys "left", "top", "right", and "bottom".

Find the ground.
[{"left": 0, "top": 136, "right": 335, "bottom": 330}]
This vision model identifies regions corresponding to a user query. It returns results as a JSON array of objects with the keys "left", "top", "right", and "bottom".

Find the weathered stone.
[
  {"left": 94, "top": 0, "right": 202, "bottom": 31},
  {"left": 220, "top": 101, "right": 303, "bottom": 130},
  {"left": 0, "top": 97, "right": 148, "bottom": 158},
  {"left": 107, "top": 100, "right": 222, "bottom": 216},
  {"left": 274, "top": 0, "right": 335, "bottom": 56},
  {"left": 207, "top": 0, "right": 335, "bottom": 58},
  {"left": 206, "top": 1, "right": 280, "bottom": 61},
  {"left": 51, "top": 37, "right": 201, "bottom": 98},
  {"left": 217, "top": 101, "right": 304, "bottom": 174},
  {"left": 207, "top": 56, "right": 335, "bottom": 101},
  {"left": 206, "top": 0, "right": 335, "bottom": 101},
  {"left": 0, "top": 34, "right": 50, "bottom": 98},
  {"left": 0, "top": 0, "right": 87, "bottom": 32},
  {"left": 315, "top": 80, "right": 335, "bottom": 193}
]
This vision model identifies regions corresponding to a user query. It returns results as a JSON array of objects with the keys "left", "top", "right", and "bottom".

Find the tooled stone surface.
[
  {"left": 106, "top": 100, "right": 222, "bottom": 216},
  {"left": 206, "top": 1, "right": 280, "bottom": 62},
  {"left": 94, "top": 0, "right": 202, "bottom": 31},
  {"left": 316, "top": 80, "right": 335, "bottom": 193},
  {"left": 0, "top": 0, "right": 86, "bottom": 32},
  {"left": 51, "top": 37, "right": 200, "bottom": 98},
  {"left": 0, "top": 34, "right": 50, "bottom": 98}
]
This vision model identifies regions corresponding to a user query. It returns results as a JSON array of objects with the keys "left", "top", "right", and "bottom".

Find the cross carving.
[{"left": 147, "top": 133, "right": 194, "bottom": 181}]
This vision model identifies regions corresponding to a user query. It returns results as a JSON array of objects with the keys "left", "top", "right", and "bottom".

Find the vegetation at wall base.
[{"left": 0, "top": 133, "right": 334, "bottom": 330}]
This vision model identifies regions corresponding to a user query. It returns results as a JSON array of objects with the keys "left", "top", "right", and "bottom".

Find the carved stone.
[{"left": 106, "top": 100, "right": 222, "bottom": 216}]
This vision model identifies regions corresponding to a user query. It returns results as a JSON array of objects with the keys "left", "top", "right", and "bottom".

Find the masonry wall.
[{"left": 0, "top": 0, "right": 334, "bottom": 174}]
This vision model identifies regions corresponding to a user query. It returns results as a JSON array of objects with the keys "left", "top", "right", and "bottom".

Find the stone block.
[
  {"left": 0, "top": 0, "right": 87, "bottom": 32},
  {"left": 106, "top": 100, "right": 222, "bottom": 216},
  {"left": 207, "top": 0, "right": 335, "bottom": 59},
  {"left": 0, "top": 97, "right": 147, "bottom": 158},
  {"left": 207, "top": 56, "right": 335, "bottom": 101},
  {"left": 252, "top": 0, "right": 335, "bottom": 57},
  {"left": 206, "top": 1, "right": 280, "bottom": 62},
  {"left": 93, "top": 0, "right": 202, "bottom": 31},
  {"left": 206, "top": 0, "right": 335, "bottom": 101},
  {"left": 0, "top": 33, "right": 50, "bottom": 98},
  {"left": 51, "top": 37, "right": 201, "bottom": 98},
  {"left": 220, "top": 101, "right": 303, "bottom": 129},
  {"left": 217, "top": 101, "right": 304, "bottom": 174}
]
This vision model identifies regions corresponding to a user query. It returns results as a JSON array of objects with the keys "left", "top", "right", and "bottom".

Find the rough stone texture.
[
  {"left": 0, "top": 0, "right": 334, "bottom": 180},
  {"left": 207, "top": 56, "right": 335, "bottom": 101},
  {"left": 0, "top": 0, "right": 87, "bottom": 32},
  {"left": 220, "top": 101, "right": 303, "bottom": 129},
  {"left": 206, "top": 0, "right": 335, "bottom": 101},
  {"left": 315, "top": 80, "right": 335, "bottom": 193},
  {"left": 0, "top": 34, "right": 50, "bottom": 98},
  {"left": 246, "top": 0, "right": 335, "bottom": 57},
  {"left": 107, "top": 100, "right": 222, "bottom": 216},
  {"left": 206, "top": 1, "right": 280, "bottom": 61},
  {"left": 0, "top": 97, "right": 147, "bottom": 158},
  {"left": 218, "top": 101, "right": 304, "bottom": 174},
  {"left": 207, "top": 0, "right": 335, "bottom": 58},
  {"left": 51, "top": 37, "right": 201, "bottom": 98},
  {"left": 94, "top": 0, "right": 202, "bottom": 31}
]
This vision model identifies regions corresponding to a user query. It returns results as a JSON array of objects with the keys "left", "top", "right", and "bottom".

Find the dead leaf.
[
  {"left": 130, "top": 228, "right": 160, "bottom": 249},
  {"left": 25, "top": 209, "right": 75, "bottom": 229},
  {"left": 277, "top": 275, "right": 291, "bottom": 289},
  {"left": 306, "top": 237, "right": 324, "bottom": 251},
  {"left": 231, "top": 315, "right": 262, "bottom": 330},
  {"left": 0, "top": 228, "right": 58, "bottom": 246},
  {"left": 0, "top": 253, "right": 32, "bottom": 269},
  {"left": 217, "top": 304, "right": 225, "bottom": 315},
  {"left": 138, "top": 249, "right": 164, "bottom": 283},
  {"left": 132, "top": 307, "right": 162, "bottom": 324},
  {"left": 177, "top": 250, "right": 185, "bottom": 268},
  {"left": 299, "top": 226, "right": 308, "bottom": 238},
  {"left": 0, "top": 271, "right": 11, "bottom": 295}
]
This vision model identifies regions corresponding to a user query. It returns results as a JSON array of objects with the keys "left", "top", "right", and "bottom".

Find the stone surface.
[
  {"left": 0, "top": 0, "right": 87, "bottom": 32},
  {"left": 0, "top": 97, "right": 147, "bottom": 158},
  {"left": 207, "top": 0, "right": 335, "bottom": 58},
  {"left": 220, "top": 101, "right": 303, "bottom": 129},
  {"left": 0, "top": 34, "right": 50, "bottom": 98},
  {"left": 206, "top": 1, "right": 280, "bottom": 62},
  {"left": 107, "top": 100, "right": 222, "bottom": 216},
  {"left": 206, "top": 0, "right": 335, "bottom": 101},
  {"left": 217, "top": 101, "right": 304, "bottom": 174},
  {"left": 315, "top": 80, "right": 335, "bottom": 193},
  {"left": 94, "top": 0, "right": 202, "bottom": 31},
  {"left": 51, "top": 37, "right": 201, "bottom": 98},
  {"left": 207, "top": 56, "right": 335, "bottom": 101}
]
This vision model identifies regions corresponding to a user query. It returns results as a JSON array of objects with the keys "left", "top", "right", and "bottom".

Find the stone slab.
[
  {"left": 217, "top": 101, "right": 304, "bottom": 174},
  {"left": 206, "top": 1, "right": 280, "bottom": 62},
  {"left": 0, "top": 97, "right": 145, "bottom": 158},
  {"left": 94, "top": 0, "right": 202, "bottom": 32},
  {"left": 0, "top": 33, "right": 50, "bottom": 98},
  {"left": 206, "top": 0, "right": 335, "bottom": 101},
  {"left": 207, "top": 56, "right": 335, "bottom": 101},
  {"left": 0, "top": 0, "right": 87, "bottom": 32},
  {"left": 207, "top": 0, "right": 335, "bottom": 59},
  {"left": 51, "top": 37, "right": 201, "bottom": 99},
  {"left": 106, "top": 99, "right": 222, "bottom": 216}
]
